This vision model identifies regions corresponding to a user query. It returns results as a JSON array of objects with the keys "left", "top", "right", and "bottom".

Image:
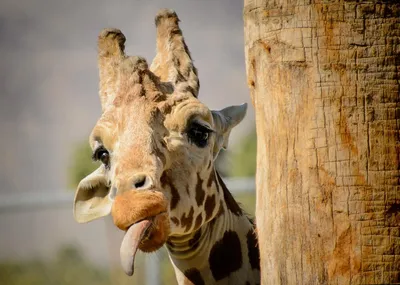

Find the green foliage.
[
  {"left": 68, "top": 141, "right": 99, "bottom": 189},
  {"left": 229, "top": 129, "right": 257, "bottom": 177}
]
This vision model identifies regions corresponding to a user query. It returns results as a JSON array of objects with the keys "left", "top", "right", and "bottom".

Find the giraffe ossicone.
[{"left": 73, "top": 9, "right": 260, "bottom": 284}]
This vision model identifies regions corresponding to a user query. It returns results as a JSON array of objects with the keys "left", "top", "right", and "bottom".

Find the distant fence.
[{"left": 0, "top": 177, "right": 255, "bottom": 285}]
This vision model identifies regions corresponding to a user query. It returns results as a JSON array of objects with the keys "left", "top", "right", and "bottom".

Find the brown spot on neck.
[
  {"left": 207, "top": 169, "right": 216, "bottom": 188},
  {"left": 180, "top": 206, "right": 194, "bottom": 232},
  {"left": 246, "top": 229, "right": 260, "bottom": 270},
  {"left": 169, "top": 183, "right": 180, "bottom": 211},
  {"left": 194, "top": 213, "right": 203, "bottom": 231},
  {"left": 204, "top": 194, "right": 216, "bottom": 221},
  {"left": 161, "top": 172, "right": 180, "bottom": 210},
  {"left": 184, "top": 268, "right": 205, "bottom": 285},
  {"left": 208, "top": 231, "right": 243, "bottom": 281},
  {"left": 195, "top": 173, "right": 205, "bottom": 206},
  {"left": 171, "top": 216, "right": 180, "bottom": 226}
]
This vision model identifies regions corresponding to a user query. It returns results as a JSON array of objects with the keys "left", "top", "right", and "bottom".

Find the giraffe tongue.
[{"left": 120, "top": 219, "right": 151, "bottom": 276}]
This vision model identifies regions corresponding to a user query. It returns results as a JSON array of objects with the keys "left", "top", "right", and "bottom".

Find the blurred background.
[{"left": 0, "top": 0, "right": 256, "bottom": 284}]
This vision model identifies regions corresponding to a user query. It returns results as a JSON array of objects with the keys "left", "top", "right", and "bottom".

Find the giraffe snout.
[{"left": 111, "top": 189, "right": 168, "bottom": 231}]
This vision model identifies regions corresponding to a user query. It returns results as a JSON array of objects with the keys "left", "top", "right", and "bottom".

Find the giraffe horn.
[
  {"left": 97, "top": 28, "right": 126, "bottom": 110},
  {"left": 150, "top": 9, "right": 200, "bottom": 97}
]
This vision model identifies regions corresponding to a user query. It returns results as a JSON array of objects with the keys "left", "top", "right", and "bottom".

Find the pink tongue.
[{"left": 120, "top": 220, "right": 151, "bottom": 276}]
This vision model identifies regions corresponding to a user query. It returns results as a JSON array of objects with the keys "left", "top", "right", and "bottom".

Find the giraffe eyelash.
[{"left": 188, "top": 121, "right": 214, "bottom": 133}]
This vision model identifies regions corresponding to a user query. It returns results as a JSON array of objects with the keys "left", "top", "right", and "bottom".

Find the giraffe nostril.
[{"left": 132, "top": 174, "right": 153, "bottom": 190}]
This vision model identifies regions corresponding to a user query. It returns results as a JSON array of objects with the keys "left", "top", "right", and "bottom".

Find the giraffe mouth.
[
  {"left": 111, "top": 189, "right": 170, "bottom": 276},
  {"left": 120, "top": 218, "right": 152, "bottom": 276},
  {"left": 119, "top": 212, "right": 168, "bottom": 276}
]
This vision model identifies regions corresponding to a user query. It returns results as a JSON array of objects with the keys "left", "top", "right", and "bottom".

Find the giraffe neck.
[{"left": 166, "top": 172, "right": 260, "bottom": 285}]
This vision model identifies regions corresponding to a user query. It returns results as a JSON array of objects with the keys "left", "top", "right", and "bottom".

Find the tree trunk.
[{"left": 243, "top": 1, "right": 400, "bottom": 284}]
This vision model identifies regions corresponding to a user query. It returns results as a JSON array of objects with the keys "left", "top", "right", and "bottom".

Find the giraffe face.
[
  {"left": 92, "top": 93, "right": 217, "bottom": 238},
  {"left": 72, "top": 9, "right": 247, "bottom": 276},
  {"left": 75, "top": 89, "right": 246, "bottom": 249}
]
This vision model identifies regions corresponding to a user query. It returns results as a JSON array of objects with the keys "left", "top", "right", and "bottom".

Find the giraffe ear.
[
  {"left": 73, "top": 166, "right": 112, "bottom": 223},
  {"left": 211, "top": 103, "right": 247, "bottom": 158}
]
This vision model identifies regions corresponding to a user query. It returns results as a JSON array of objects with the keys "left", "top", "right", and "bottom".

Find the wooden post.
[{"left": 244, "top": 1, "right": 400, "bottom": 284}]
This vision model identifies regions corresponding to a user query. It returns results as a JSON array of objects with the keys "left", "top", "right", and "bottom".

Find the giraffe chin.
[
  {"left": 119, "top": 213, "right": 169, "bottom": 276},
  {"left": 137, "top": 213, "right": 169, "bottom": 253}
]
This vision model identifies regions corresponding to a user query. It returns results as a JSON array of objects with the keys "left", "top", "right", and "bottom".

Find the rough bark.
[{"left": 244, "top": 1, "right": 400, "bottom": 284}]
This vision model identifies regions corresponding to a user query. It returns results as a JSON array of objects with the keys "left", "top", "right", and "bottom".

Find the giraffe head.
[{"left": 73, "top": 9, "right": 247, "bottom": 275}]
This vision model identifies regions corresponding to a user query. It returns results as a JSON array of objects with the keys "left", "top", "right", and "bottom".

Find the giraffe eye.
[
  {"left": 187, "top": 122, "right": 213, "bottom": 148},
  {"left": 92, "top": 146, "right": 110, "bottom": 166}
]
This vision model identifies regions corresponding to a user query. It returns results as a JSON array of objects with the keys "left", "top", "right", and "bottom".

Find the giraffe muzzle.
[
  {"left": 111, "top": 189, "right": 170, "bottom": 276},
  {"left": 120, "top": 218, "right": 151, "bottom": 276}
]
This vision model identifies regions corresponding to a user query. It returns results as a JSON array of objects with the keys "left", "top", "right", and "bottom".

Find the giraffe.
[{"left": 73, "top": 9, "right": 260, "bottom": 285}]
